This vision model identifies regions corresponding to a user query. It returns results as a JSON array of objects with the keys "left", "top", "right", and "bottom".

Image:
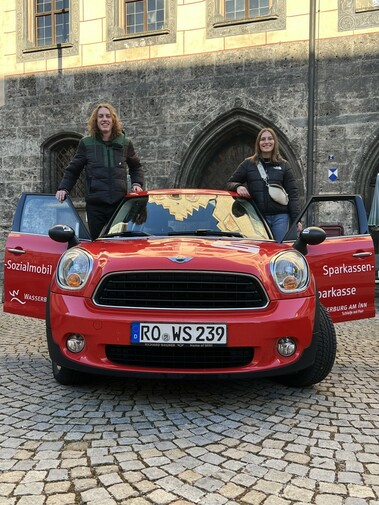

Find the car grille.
[
  {"left": 94, "top": 271, "right": 267, "bottom": 309},
  {"left": 106, "top": 345, "right": 254, "bottom": 369}
]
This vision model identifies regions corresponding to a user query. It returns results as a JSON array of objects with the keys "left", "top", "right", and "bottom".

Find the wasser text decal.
[
  {"left": 6, "top": 260, "right": 53, "bottom": 275},
  {"left": 9, "top": 289, "right": 47, "bottom": 304}
]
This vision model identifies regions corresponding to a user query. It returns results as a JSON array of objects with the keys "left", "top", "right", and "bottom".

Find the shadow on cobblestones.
[{"left": 1, "top": 307, "right": 378, "bottom": 505}]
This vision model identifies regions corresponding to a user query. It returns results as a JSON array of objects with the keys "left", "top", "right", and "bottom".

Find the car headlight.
[
  {"left": 270, "top": 250, "right": 309, "bottom": 293},
  {"left": 56, "top": 249, "right": 93, "bottom": 290}
]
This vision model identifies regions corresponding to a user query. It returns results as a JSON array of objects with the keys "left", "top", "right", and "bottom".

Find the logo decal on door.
[{"left": 9, "top": 290, "right": 26, "bottom": 305}]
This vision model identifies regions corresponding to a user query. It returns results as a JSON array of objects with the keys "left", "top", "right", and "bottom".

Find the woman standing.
[{"left": 226, "top": 128, "right": 302, "bottom": 241}]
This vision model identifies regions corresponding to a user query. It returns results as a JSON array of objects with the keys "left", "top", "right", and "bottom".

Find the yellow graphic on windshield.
[{"left": 149, "top": 194, "right": 211, "bottom": 221}]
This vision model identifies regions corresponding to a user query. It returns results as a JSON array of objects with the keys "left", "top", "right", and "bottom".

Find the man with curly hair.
[{"left": 56, "top": 102, "right": 144, "bottom": 239}]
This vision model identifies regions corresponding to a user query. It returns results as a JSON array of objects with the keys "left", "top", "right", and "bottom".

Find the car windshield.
[{"left": 103, "top": 193, "right": 271, "bottom": 240}]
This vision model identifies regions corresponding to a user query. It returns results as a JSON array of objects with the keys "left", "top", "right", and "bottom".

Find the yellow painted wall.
[{"left": 1, "top": 1, "right": 378, "bottom": 75}]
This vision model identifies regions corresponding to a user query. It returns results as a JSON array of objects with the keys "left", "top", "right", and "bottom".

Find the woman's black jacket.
[
  {"left": 226, "top": 157, "right": 301, "bottom": 224},
  {"left": 58, "top": 133, "right": 144, "bottom": 205}
]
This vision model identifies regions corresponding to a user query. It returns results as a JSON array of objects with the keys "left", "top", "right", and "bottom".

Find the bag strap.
[{"left": 257, "top": 162, "right": 270, "bottom": 187}]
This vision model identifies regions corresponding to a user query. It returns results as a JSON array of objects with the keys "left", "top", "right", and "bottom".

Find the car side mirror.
[
  {"left": 293, "top": 226, "right": 326, "bottom": 256},
  {"left": 48, "top": 224, "right": 80, "bottom": 249}
]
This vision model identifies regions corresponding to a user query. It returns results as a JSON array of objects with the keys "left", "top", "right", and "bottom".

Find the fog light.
[
  {"left": 66, "top": 334, "right": 85, "bottom": 353},
  {"left": 277, "top": 337, "right": 296, "bottom": 357}
]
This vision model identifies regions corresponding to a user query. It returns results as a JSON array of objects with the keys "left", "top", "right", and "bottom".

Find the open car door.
[
  {"left": 284, "top": 195, "right": 376, "bottom": 323},
  {"left": 3, "top": 194, "right": 91, "bottom": 319}
]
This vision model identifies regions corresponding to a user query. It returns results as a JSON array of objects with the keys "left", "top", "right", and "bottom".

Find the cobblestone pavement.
[{"left": 1, "top": 306, "right": 378, "bottom": 505}]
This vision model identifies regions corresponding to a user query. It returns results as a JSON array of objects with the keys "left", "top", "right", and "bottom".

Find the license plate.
[{"left": 131, "top": 322, "right": 227, "bottom": 346}]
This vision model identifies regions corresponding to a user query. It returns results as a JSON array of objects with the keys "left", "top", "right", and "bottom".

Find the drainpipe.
[{"left": 307, "top": 0, "right": 317, "bottom": 199}]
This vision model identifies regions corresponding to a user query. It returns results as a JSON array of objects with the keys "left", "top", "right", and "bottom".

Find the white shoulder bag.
[{"left": 257, "top": 162, "right": 289, "bottom": 206}]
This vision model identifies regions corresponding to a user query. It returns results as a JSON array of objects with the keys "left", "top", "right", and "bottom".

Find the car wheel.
[
  {"left": 52, "top": 360, "right": 84, "bottom": 385},
  {"left": 277, "top": 304, "right": 337, "bottom": 387}
]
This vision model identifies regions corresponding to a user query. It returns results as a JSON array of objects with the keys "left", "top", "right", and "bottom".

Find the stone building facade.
[{"left": 1, "top": 1, "right": 379, "bottom": 290}]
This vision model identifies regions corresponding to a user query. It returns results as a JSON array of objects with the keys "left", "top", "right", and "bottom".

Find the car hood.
[{"left": 82, "top": 236, "right": 288, "bottom": 277}]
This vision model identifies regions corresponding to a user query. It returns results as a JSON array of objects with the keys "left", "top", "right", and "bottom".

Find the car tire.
[
  {"left": 277, "top": 304, "right": 337, "bottom": 387},
  {"left": 52, "top": 360, "right": 84, "bottom": 386}
]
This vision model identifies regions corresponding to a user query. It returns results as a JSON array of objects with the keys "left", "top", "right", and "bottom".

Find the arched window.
[
  {"left": 52, "top": 139, "right": 85, "bottom": 197},
  {"left": 42, "top": 132, "right": 84, "bottom": 198}
]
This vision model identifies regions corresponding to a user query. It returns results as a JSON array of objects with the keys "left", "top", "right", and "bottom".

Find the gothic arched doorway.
[
  {"left": 358, "top": 138, "right": 379, "bottom": 275},
  {"left": 175, "top": 108, "right": 304, "bottom": 202}
]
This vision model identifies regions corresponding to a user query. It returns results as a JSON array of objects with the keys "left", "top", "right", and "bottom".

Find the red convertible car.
[{"left": 3, "top": 189, "right": 376, "bottom": 386}]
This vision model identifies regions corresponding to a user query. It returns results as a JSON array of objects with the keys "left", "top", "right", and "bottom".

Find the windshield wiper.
[
  {"left": 103, "top": 231, "right": 151, "bottom": 238},
  {"left": 168, "top": 229, "right": 243, "bottom": 238}
]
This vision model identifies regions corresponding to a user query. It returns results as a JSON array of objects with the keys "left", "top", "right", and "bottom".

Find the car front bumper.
[{"left": 46, "top": 292, "right": 320, "bottom": 379}]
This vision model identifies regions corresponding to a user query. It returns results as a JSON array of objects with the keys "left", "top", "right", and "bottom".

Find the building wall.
[{"left": 1, "top": 0, "right": 379, "bottom": 290}]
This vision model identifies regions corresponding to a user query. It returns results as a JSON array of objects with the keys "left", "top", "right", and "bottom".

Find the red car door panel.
[
  {"left": 306, "top": 236, "right": 375, "bottom": 322},
  {"left": 3, "top": 194, "right": 90, "bottom": 319},
  {"left": 284, "top": 194, "right": 376, "bottom": 323},
  {"left": 4, "top": 234, "right": 68, "bottom": 318}
]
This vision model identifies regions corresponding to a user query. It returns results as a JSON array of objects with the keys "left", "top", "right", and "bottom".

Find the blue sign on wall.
[{"left": 328, "top": 168, "right": 338, "bottom": 182}]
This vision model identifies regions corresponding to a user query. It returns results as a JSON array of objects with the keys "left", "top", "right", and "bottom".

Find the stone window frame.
[
  {"left": 338, "top": 0, "right": 379, "bottom": 31},
  {"left": 355, "top": 0, "right": 379, "bottom": 13},
  {"left": 207, "top": 0, "right": 286, "bottom": 39},
  {"left": 106, "top": 0, "right": 176, "bottom": 50},
  {"left": 16, "top": 0, "right": 79, "bottom": 62}
]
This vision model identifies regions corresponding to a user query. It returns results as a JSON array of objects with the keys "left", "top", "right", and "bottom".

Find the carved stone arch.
[
  {"left": 357, "top": 131, "right": 379, "bottom": 260},
  {"left": 175, "top": 107, "right": 304, "bottom": 201},
  {"left": 356, "top": 133, "right": 379, "bottom": 213},
  {"left": 41, "top": 131, "right": 83, "bottom": 197}
]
